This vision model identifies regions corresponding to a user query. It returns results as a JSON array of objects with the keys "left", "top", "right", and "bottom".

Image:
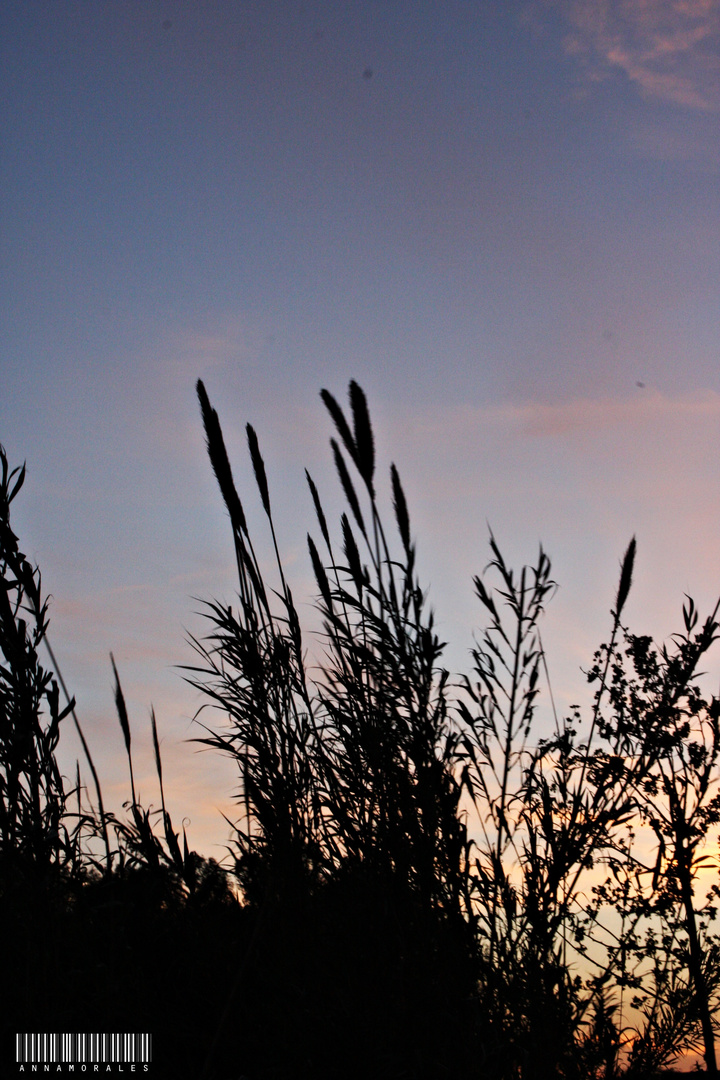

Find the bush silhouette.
[{"left": 1, "top": 381, "right": 720, "bottom": 1079}]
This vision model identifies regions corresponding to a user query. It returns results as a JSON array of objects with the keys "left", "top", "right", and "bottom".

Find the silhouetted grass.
[{"left": 2, "top": 374, "right": 720, "bottom": 1080}]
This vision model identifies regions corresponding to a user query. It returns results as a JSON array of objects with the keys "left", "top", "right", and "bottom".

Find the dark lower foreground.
[
  {"left": 3, "top": 398, "right": 720, "bottom": 1079},
  {"left": 1, "top": 864, "right": 706, "bottom": 1080},
  {"left": 2, "top": 868, "right": 480, "bottom": 1080}
]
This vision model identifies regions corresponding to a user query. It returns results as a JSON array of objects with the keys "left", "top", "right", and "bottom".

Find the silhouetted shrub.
[{"left": 2, "top": 380, "right": 720, "bottom": 1078}]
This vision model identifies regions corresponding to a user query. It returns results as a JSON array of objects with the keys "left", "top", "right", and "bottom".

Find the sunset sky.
[{"left": 2, "top": 0, "right": 719, "bottom": 858}]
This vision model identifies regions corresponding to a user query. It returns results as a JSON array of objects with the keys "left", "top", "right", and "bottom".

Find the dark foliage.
[{"left": 1, "top": 376, "right": 720, "bottom": 1080}]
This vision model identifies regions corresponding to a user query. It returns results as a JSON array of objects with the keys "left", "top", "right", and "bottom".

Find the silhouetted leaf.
[
  {"left": 305, "top": 469, "right": 330, "bottom": 548},
  {"left": 391, "top": 463, "right": 411, "bottom": 553},
  {"left": 111, "top": 652, "right": 131, "bottom": 757},
  {"left": 308, "top": 534, "right": 332, "bottom": 611},
  {"left": 332, "top": 439, "right": 366, "bottom": 536},
  {"left": 614, "top": 536, "right": 636, "bottom": 619},
  {"left": 246, "top": 423, "right": 271, "bottom": 516},
  {"left": 341, "top": 513, "right": 364, "bottom": 588},
  {"left": 320, "top": 387, "right": 357, "bottom": 467},
  {"left": 349, "top": 380, "right": 375, "bottom": 491},
  {"left": 196, "top": 379, "right": 248, "bottom": 535}
]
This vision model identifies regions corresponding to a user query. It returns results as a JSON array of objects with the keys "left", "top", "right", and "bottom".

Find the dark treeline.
[{"left": 1, "top": 383, "right": 720, "bottom": 1079}]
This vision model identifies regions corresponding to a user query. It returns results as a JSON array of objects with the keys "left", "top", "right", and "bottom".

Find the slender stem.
[{"left": 44, "top": 637, "right": 113, "bottom": 873}]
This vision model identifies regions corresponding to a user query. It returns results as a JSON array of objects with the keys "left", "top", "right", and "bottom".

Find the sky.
[{"left": 1, "top": 0, "right": 719, "bottom": 862}]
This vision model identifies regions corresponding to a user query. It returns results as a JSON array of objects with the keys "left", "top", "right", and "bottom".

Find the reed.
[
  {"left": 3, "top": 382, "right": 720, "bottom": 1078},
  {"left": 0, "top": 445, "right": 73, "bottom": 871},
  {"left": 191, "top": 381, "right": 720, "bottom": 1077}
]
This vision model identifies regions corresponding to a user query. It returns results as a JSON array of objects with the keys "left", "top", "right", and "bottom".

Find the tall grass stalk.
[
  {"left": 0, "top": 445, "right": 73, "bottom": 870},
  {"left": 190, "top": 382, "right": 720, "bottom": 1075},
  {"left": 4, "top": 384, "right": 720, "bottom": 1078}
]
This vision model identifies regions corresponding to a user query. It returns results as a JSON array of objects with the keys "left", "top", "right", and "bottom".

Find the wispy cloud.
[
  {"left": 543, "top": 0, "right": 720, "bottom": 110},
  {"left": 509, "top": 386, "right": 720, "bottom": 436},
  {"left": 392, "top": 388, "right": 720, "bottom": 444}
]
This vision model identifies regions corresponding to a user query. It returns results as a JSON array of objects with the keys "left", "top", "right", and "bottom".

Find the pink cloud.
[
  {"left": 512, "top": 387, "right": 720, "bottom": 436},
  {"left": 542, "top": 0, "right": 720, "bottom": 110}
]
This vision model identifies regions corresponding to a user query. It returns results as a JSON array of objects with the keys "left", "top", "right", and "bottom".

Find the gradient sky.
[{"left": 2, "top": 0, "right": 719, "bottom": 859}]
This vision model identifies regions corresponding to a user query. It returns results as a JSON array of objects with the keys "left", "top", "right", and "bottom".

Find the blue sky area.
[{"left": 2, "top": 0, "right": 719, "bottom": 856}]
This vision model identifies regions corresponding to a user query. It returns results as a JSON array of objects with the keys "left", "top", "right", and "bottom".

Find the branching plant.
[
  {"left": 185, "top": 382, "right": 324, "bottom": 902},
  {"left": 307, "top": 384, "right": 470, "bottom": 922},
  {"left": 3, "top": 382, "right": 720, "bottom": 1080},
  {"left": 0, "top": 445, "right": 74, "bottom": 871},
  {"left": 590, "top": 597, "right": 720, "bottom": 1076}
]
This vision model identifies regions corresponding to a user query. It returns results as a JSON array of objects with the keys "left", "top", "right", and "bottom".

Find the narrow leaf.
[
  {"left": 111, "top": 653, "right": 131, "bottom": 756},
  {"left": 332, "top": 439, "right": 366, "bottom": 535},
  {"left": 321, "top": 388, "right": 357, "bottom": 466},
  {"left": 614, "top": 536, "right": 636, "bottom": 619},
  {"left": 246, "top": 423, "right": 271, "bottom": 516},
  {"left": 308, "top": 534, "right": 333, "bottom": 610},
  {"left": 151, "top": 707, "right": 163, "bottom": 786},
  {"left": 8, "top": 463, "right": 26, "bottom": 504},
  {"left": 341, "top": 514, "right": 364, "bottom": 588},
  {"left": 305, "top": 470, "right": 330, "bottom": 549},
  {"left": 349, "top": 380, "right": 375, "bottom": 491},
  {"left": 390, "top": 463, "right": 410, "bottom": 552},
  {"left": 196, "top": 379, "right": 248, "bottom": 535}
]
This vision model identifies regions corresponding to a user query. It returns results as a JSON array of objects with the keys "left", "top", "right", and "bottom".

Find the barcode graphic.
[{"left": 16, "top": 1034, "right": 151, "bottom": 1064}]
